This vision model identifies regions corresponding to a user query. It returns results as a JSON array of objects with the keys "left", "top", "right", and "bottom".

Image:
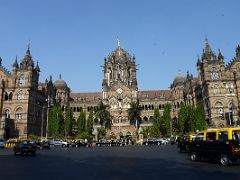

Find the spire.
[
  {"left": 35, "top": 61, "right": 40, "bottom": 72},
  {"left": 203, "top": 38, "right": 215, "bottom": 60},
  {"left": 12, "top": 56, "right": 19, "bottom": 69},
  {"left": 59, "top": 74, "right": 62, "bottom": 79},
  {"left": 50, "top": 75, "right": 53, "bottom": 82},
  {"left": 0, "top": 57, "right": 2, "bottom": 66},
  {"left": 236, "top": 45, "right": 240, "bottom": 58},
  {"left": 21, "top": 44, "right": 34, "bottom": 70},
  {"left": 218, "top": 49, "right": 224, "bottom": 60}
]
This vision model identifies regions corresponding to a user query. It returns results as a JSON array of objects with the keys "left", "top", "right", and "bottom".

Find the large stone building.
[
  {"left": 184, "top": 39, "right": 240, "bottom": 128},
  {"left": 0, "top": 39, "right": 240, "bottom": 140},
  {"left": 0, "top": 47, "right": 55, "bottom": 139}
]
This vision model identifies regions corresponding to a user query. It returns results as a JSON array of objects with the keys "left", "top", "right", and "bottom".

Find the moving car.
[
  {"left": 0, "top": 139, "right": 5, "bottom": 148},
  {"left": 13, "top": 140, "right": 37, "bottom": 156},
  {"left": 188, "top": 128, "right": 240, "bottom": 166}
]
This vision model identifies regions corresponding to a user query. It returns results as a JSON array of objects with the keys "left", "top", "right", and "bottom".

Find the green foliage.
[
  {"left": 95, "top": 101, "right": 112, "bottom": 129},
  {"left": 177, "top": 103, "right": 206, "bottom": 134},
  {"left": 86, "top": 110, "right": 94, "bottom": 135},
  {"left": 48, "top": 106, "right": 61, "bottom": 138},
  {"left": 28, "top": 134, "right": 37, "bottom": 140},
  {"left": 128, "top": 100, "right": 142, "bottom": 126},
  {"left": 194, "top": 104, "right": 206, "bottom": 131},
  {"left": 152, "top": 108, "right": 161, "bottom": 137},
  {"left": 141, "top": 127, "right": 151, "bottom": 139},
  {"left": 97, "top": 127, "right": 106, "bottom": 139},
  {"left": 77, "top": 132, "right": 92, "bottom": 141},
  {"left": 162, "top": 103, "right": 172, "bottom": 137},
  {"left": 77, "top": 111, "right": 86, "bottom": 135},
  {"left": 65, "top": 106, "right": 73, "bottom": 137}
]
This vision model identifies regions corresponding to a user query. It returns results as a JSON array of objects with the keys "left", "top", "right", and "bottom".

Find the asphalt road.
[{"left": 0, "top": 145, "right": 240, "bottom": 180}]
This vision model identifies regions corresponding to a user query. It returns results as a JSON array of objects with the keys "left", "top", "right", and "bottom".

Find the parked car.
[
  {"left": 13, "top": 140, "right": 37, "bottom": 156},
  {"left": 0, "top": 139, "right": 5, "bottom": 148},
  {"left": 49, "top": 139, "right": 69, "bottom": 147},
  {"left": 96, "top": 139, "right": 109, "bottom": 147}
]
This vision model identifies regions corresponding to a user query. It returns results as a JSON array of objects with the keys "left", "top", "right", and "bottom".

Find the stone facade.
[
  {"left": 184, "top": 39, "right": 240, "bottom": 128},
  {"left": 0, "top": 48, "right": 55, "bottom": 139},
  {"left": 1, "top": 39, "right": 239, "bottom": 140}
]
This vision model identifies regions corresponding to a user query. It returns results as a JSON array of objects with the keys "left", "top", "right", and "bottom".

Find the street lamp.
[{"left": 45, "top": 96, "right": 50, "bottom": 139}]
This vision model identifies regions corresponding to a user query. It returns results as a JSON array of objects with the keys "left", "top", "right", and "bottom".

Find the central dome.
[{"left": 108, "top": 47, "right": 133, "bottom": 62}]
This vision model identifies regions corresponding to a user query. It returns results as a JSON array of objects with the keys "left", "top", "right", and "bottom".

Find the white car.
[
  {"left": 50, "top": 140, "right": 68, "bottom": 147},
  {"left": 0, "top": 139, "right": 5, "bottom": 148}
]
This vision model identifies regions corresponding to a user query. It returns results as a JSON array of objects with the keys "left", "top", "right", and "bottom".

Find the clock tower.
[{"left": 101, "top": 39, "right": 138, "bottom": 136}]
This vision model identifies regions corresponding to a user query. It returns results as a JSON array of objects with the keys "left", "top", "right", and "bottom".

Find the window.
[
  {"left": 5, "top": 109, "right": 11, "bottom": 119},
  {"left": 16, "top": 108, "right": 23, "bottom": 121},
  {"left": 210, "top": 67, "right": 219, "bottom": 80},
  {"left": 206, "top": 132, "right": 216, "bottom": 141},
  {"left": 214, "top": 85, "right": 221, "bottom": 95},
  {"left": 196, "top": 133, "right": 204, "bottom": 141},
  {"left": 17, "top": 90, "right": 24, "bottom": 101},
  {"left": 218, "top": 131, "right": 228, "bottom": 141},
  {"left": 232, "top": 130, "right": 240, "bottom": 140}
]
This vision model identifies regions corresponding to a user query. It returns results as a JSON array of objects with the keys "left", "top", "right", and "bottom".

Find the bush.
[{"left": 28, "top": 134, "right": 37, "bottom": 140}]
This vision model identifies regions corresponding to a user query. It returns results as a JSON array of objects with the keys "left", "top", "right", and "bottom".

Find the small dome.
[
  {"left": 54, "top": 75, "right": 68, "bottom": 89},
  {"left": 173, "top": 71, "right": 186, "bottom": 86}
]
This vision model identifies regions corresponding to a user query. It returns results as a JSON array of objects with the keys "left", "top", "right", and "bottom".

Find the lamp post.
[
  {"left": 45, "top": 96, "right": 50, "bottom": 139},
  {"left": 41, "top": 106, "right": 45, "bottom": 140}
]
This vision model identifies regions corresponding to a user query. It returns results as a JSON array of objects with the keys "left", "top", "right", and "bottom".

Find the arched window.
[
  {"left": 177, "top": 102, "right": 180, "bottom": 108},
  {"left": 5, "top": 109, "right": 11, "bottom": 119},
  {"left": 17, "top": 90, "right": 24, "bottom": 101},
  {"left": 159, "top": 104, "right": 162, "bottom": 109},
  {"left": 9, "top": 92, "right": 13, "bottom": 101},
  {"left": 143, "top": 116, "right": 148, "bottom": 123},
  {"left": 16, "top": 107, "right": 23, "bottom": 121},
  {"left": 214, "top": 84, "right": 221, "bottom": 95},
  {"left": 149, "top": 116, "right": 153, "bottom": 123},
  {"left": 4, "top": 92, "right": 8, "bottom": 101}
]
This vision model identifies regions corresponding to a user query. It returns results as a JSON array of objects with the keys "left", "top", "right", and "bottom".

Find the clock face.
[{"left": 116, "top": 88, "right": 123, "bottom": 94}]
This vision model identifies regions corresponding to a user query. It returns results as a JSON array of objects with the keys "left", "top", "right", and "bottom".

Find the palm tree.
[
  {"left": 95, "top": 101, "right": 112, "bottom": 129},
  {"left": 128, "top": 100, "right": 142, "bottom": 128}
]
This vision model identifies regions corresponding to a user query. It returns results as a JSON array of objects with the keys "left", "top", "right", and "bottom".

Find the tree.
[
  {"left": 194, "top": 104, "right": 206, "bottom": 131},
  {"left": 162, "top": 103, "right": 172, "bottom": 137},
  {"left": 77, "top": 110, "right": 86, "bottom": 135},
  {"left": 178, "top": 104, "right": 206, "bottom": 134},
  {"left": 141, "top": 126, "right": 151, "bottom": 139},
  {"left": 95, "top": 101, "right": 112, "bottom": 129},
  {"left": 97, "top": 127, "right": 106, "bottom": 139},
  {"left": 86, "top": 110, "right": 94, "bottom": 135},
  {"left": 128, "top": 100, "right": 142, "bottom": 127},
  {"left": 152, "top": 108, "right": 161, "bottom": 137},
  {"left": 65, "top": 106, "right": 73, "bottom": 137},
  {"left": 48, "top": 106, "right": 61, "bottom": 138}
]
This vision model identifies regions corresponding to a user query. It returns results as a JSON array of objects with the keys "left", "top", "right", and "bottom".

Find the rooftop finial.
[
  {"left": 117, "top": 36, "right": 120, "bottom": 48},
  {"left": 59, "top": 74, "right": 62, "bottom": 79}
]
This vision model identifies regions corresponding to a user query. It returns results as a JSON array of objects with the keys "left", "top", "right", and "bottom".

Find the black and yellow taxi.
[
  {"left": 178, "top": 133, "right": 196, "bottom": 152},
  {"left": 188, "top": 127, "right": 240, "bottom": 166}
]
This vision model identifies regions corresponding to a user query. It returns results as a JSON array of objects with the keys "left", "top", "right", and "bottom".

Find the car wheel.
[
  {"left": 157, "top": 142, "right": 160, "bottom": 146},
  {"left": 62, "top": 144, "right": 66, "bottom": 148},
  {"left": 220, "top": 154, "right": 230, "bottom": 166},
  {"left": 190, "top": 152, "right": 198, "bottom": 161}
]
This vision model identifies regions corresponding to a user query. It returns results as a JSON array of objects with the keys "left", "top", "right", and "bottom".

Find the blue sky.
[{"left": 0, "top": 0, "right": 240, "bottom": 92}]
